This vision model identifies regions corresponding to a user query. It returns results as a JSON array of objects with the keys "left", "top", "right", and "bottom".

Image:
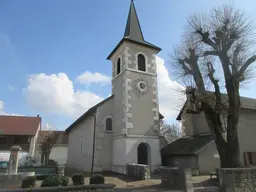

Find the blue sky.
[{"left": 0, "top": 0, "right": 256, "bottom": 130}]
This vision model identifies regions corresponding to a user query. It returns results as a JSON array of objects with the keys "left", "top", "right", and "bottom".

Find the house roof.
[
  {"left": 176, "top": 93, "right": 256, "bottom": 120},
  {"left": 37, "top": 131, "right": 68, "bottom": 145},
  {"left": 161, "top": 134, "right": 213, "bottom": 156},
  {"left": 107, "top": 1, "right": 161, "bottom": 60},
  {"left": 0, "top": 115, "right": 41, "bottom": 136},
  {"left": 65, "top": 94, "right": 165, "bottom": 134}
]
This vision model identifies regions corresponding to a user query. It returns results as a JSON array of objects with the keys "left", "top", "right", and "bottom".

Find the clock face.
[{"left": 134, "top": 78, "right": 148, "bottom": 96}]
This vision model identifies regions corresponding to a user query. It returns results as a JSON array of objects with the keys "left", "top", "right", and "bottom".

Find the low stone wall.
[
  {"left": 159, "top": 167, "right": 193, "bottom": 191},
  {"left": 0, "top": 184, "right": 116, "bottom": 192},
  {"left": 219, "top": 168, "right": 256, "bottom": 192},
  {"left": 193, "top": 187, "right": 220, "bottom": 192},
  {"left": 0, "top": 172, "right": 35, "bottom": 189},
  {"left": 126, "top": 163, "right": 150, "bottom": 180},
  {"left": 64, "top": 166, "right": 90, "bottom": 177}
]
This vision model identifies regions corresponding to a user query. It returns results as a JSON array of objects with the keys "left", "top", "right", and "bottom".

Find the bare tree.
[
  {"left": 37, "top": 131, "right": 58, "bottom": 165},
  {"left": 171, "top": 5, "right": 256, "bottom": 168},
  {"left": 160, "top": 122, "right": 181, "bottom": 143}
]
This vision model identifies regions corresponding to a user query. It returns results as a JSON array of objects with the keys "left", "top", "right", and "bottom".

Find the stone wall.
[
  {"left": 126, "top": 163, "right": 151, "bottom": 180},
  {"left": 159, "top": 167, "right": 192, "bottom": 191},
  {"left": 219, "top": 168, "right": 256, "bottom": 192},
  {"left": 0, "top": 184, "right": 116, "bottom": 192},
  {"left": 0, "top": 172, "right": 35, "bottom": 189}
]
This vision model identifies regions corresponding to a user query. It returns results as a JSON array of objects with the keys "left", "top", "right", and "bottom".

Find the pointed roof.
[
  {"left": 107, "top": 1, "right": 161, "bottom": 60},
  {"left": 124, "top": 0, "right": 144, "bottom": 42}
]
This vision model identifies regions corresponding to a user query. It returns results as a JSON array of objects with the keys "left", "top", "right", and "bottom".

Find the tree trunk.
[
  {"left": 45, "top": 153, "right": 50, "bottom": 165},
  {"left": 41, "top": 154, "right": 45, "bottom": 165}
]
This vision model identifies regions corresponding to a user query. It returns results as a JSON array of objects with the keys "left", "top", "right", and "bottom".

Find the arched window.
[
  {"left": 117, "top": 58, "right": 121, "bottom": 75},
  {"left": 138, "top": 54, "right": 146, "bottom": 71},
  {"left": 105, "top": 117, "right": 112, "bottom": 132}
]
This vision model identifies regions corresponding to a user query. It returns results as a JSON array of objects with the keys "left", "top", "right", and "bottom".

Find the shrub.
[
  {"left": 48, "top": 159, "right": 58, "bottom": 166},
  {"left": 89, "top": 174, "right": 105, "bottom": 184},
  {"left": 72, "top": 173, "right": 84, "bottom": 185},
  {"left": 41, "top": 175, "right": 60, "bottom": 187},
  {"left": 60, "top": 176, "right": 69, "bottom": 186},
  {"left": 21, "top": 176, "right": 36, "bottom": 188}
]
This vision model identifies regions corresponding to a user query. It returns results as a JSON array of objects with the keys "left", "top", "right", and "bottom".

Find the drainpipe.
[{"left": 90, "top": 113, "right": 96, "bottom": 176}]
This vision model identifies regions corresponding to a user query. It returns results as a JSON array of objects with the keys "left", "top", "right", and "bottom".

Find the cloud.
[
  {"left": 8, "top": 84, "right": 15, "bottom": 92},
  {"left": 24, "top": 73, "right": 104, "bottom": 119},
  {"left": 156, "top": 56, "right": 186, "bottom": 119},
  {"left": 0, "top": 100, "right": 22, "bottom": 116},
  {"left": 76, "top": 71, "right": 111, "bottom": 85},
  {"left": 24, "top": 57, "right": 184, "bottom": 121},
  {"left": 0, "top": 100, "right": 4, "bottom": 112}
]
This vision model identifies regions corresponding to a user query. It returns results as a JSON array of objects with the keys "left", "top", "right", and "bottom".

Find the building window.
[
  {"left": 138, "top": 54, "right": 146, "bottom": 71},
  {"left": 117, "top": 58, "right": 121, "bottom": 75},
  {"left": 80, "top": 139, "right": 83, "bottom": 155},
  {"left": 244, "top": 152, "right": 256, "bottom": 166},
  {"left": 105, "top": 117, "right": 112, "bottom": 132}
]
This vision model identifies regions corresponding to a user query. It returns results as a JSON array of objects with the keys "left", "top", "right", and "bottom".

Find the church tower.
[{"left": 107, "top": 1, "right": 162, "bottom": 174}]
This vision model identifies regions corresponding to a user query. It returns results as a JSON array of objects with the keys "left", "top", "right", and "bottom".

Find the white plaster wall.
[
  {"left": 34, "top": 144, "right": 68, "bottom": 165},
  {"left": 94, "top": 99, "right": 113, "bottom": 172},
  {"left": 49, "top": 145, "right": 68, "bottom": 165},
  {"left": 66, "top": 116, "right": 94, "bottom": 172},
  {"left": 29, "top": 123, "right": 40, "bottom": 157},
  {"left": 238, "top": 109, "right": 256, "bottom": 165},
  {"left": 112, "top": 136, "right": 161, "bottom": 174},
  {"left": 125, "top": 136, "right": 161, "bottom": 171},
  {"left": 112, "top": 136, "right": 126, "bottom": 174},
  {"left": 198, "top": 141, "right": 220, "bottom": 175}
]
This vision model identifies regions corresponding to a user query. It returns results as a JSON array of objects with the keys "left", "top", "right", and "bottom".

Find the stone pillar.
[
  {"left": 6, "top": 145, "right": 21, "bottom": 175},
  {"left": 184, "top": 168, "right": 193, "bottom": 192}
]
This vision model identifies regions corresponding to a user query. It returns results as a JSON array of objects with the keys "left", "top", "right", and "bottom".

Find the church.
[{"left": 65, "top": 1, "right": 164, "bottom": 174}]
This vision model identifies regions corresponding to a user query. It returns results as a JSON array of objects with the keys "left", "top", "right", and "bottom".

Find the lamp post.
[{"left": 90, "top": 113, "right": 96, "bottom": 176}]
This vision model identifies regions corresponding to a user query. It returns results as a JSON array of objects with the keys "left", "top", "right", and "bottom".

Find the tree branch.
[
  {"left": 206, "top": 61, "right": 222, "bottom": 114},
  {"left": 237, "top": 55, "right": 256, "bottom": 76},
  {"left": 203, "top": 50, "right": 218, "bottom": 56}
]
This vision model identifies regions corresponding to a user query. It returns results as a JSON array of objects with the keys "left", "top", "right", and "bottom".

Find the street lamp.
[{"left": 90, "top": 113, "right": 96, "bottom": 175}]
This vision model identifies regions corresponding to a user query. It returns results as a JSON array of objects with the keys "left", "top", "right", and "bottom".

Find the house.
[
  {"left": 161, "top": 87, "right": 256, "bottom": 175},
  {"left": 0, "top": 115, "right": 41, "bottom": 157},
  {"left": 35, "top": 130, "right": 68, "bottom": 165},
  {"left": 65, "top": 1, "right": 164, "bottom": 174}
]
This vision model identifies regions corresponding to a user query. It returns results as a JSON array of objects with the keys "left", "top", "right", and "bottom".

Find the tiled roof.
[
  {"left": 37, "top": 131, "right": 68, "bottom": 145},
  {"left": 0, "top": 115, "right": 41, "bottom": 136},
  {"left": 161, "top": 134, "right": 213, "bottom": 156}
]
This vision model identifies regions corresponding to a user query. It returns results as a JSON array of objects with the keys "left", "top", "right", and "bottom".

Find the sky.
[{"left": 0, "top": 0, "right": 256, "bottom": 130}]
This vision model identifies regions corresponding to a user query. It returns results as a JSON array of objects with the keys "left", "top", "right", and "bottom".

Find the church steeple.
[
  {"left": 124, "top": 0, "right": 144, "bottom": 42},
  {"left": 107, "top": 0, "right": 161, "bottom": 60}
]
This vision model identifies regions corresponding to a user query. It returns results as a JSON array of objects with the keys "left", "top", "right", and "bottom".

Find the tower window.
[
  {"left": 117, "top": 58, "right": 121, "bottom": 75},
  {"left": 105, "top": 117, "right": 112, "bottom": 132},
  {"left": 138, "top": 54, "right": 146, "bottom": 71}
]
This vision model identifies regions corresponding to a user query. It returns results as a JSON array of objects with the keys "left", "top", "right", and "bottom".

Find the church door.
[{"left": 137, "top": 143, "right": 149, "bottom": 165}]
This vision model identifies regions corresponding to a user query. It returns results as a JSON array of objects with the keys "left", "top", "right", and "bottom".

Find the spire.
[
  {"left": 107, "top": 0, "right": 161, "bottom": 60},
  {"left": 124, "top": 0, "right": 144, "bottom": 42}
]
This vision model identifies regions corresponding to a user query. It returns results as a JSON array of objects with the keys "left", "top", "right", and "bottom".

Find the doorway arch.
[{"left": 137, "top": 142, "right": 150, "bottom": 165}]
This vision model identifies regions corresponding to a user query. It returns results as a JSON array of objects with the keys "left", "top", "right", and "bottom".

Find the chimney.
[{"left": 37, "top": 114, "right": 40, "bottom": 117}]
